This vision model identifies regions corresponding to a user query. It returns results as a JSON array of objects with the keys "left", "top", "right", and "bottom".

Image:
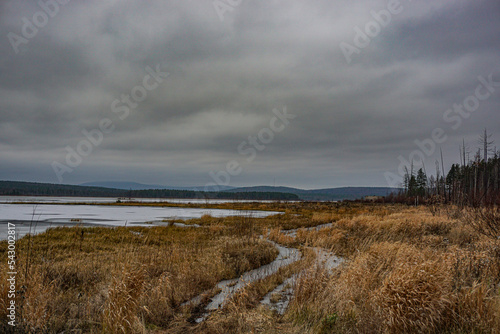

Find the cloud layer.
[{"left": 1, "top": 0, "right": 499, "bottom": 188}]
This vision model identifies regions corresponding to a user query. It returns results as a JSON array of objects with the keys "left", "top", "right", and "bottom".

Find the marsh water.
[
  {"left": 0, "top": 196, "right": 282, "bottom": 240},
  {"left": 0, "top": 196, "right": 343, "bottom": 319}
]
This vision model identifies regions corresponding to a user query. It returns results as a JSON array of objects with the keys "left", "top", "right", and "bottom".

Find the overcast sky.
[{"left": 1, "top": 0, "right": 499, "bottom": 189}]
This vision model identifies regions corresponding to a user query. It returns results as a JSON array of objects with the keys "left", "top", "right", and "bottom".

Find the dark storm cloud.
[
  {"left": 0, "top": 0, "right": 499, "bottom": 188},
  {"left": 386, "top": 1, "right": 500, "bottom": 62}
]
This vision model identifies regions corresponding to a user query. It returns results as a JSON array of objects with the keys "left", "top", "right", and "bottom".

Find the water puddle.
[
  {"left": 206, "top": 241, "right": 300, "bottom": 311},
  {"left": 281, "top": 222, "right": 333, "bottom": 237},
  {"left": 260, "top": 274, "right": 297, "bottom": 315},
  {"left": 259, "top": 247, "right": 343, "bottom": 314},
  {"left": 188, "top": 221, "right": 343, "bottom": 322},
  {"left": 184, "top": 240, "right": 301, "bottom": 322}
]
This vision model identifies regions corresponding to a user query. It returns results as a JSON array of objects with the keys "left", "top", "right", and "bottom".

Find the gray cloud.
[{"left": 1, "top": 0, "right": 499, "bottom": 189}]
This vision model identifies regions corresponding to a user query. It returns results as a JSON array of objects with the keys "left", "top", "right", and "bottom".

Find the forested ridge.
[{"left": 0, "top": 181, "right": 300, "bottom": 201}]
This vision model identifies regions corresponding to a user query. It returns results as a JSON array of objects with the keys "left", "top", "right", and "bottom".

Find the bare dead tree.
[{"left": 478, "top": 129, "right": 494, "bottom": 204}]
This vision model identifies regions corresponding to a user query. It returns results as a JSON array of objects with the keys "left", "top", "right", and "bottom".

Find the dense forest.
[
  {"left": 394, "top": 129, "right": 500, "bottom": 206},
  {"left": 0, "top": 181, "right": 300, "bottom": 201},
  {"left": 226, "top": 186, "right": 396, "bottom": 201}
]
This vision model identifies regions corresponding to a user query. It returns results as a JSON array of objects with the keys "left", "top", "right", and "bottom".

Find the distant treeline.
[
  {"left": 0, "top": 181, "right": 300, "bottom": 201},
  {"left": 393, "top": 129, "right": 500, "bottom": 206}
]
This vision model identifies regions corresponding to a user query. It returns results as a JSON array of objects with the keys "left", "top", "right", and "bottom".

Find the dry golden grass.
[
  {"left": 102, "top": 266, "right": 145, "bottom": 333},
  {"left": 2, "top": 202, "right": 500, "bottom": 333},
  {"left": 283, "top": 205, "right": 500, "bottom": 334},
  {"left": 0, "top": 220, "right": 278, "bottom": 333}
]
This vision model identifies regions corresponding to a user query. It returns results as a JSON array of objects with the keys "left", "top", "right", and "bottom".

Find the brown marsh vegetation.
[{"left": 1, "top": 202, "right": 500, "bottom": 333}]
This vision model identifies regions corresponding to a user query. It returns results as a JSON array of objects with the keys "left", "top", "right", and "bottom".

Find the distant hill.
[
  {"left": 80, "top": 181, "right": 168, "bottom": 190},
  {"left": 0, "top": 180, "right": 398, "bottom": 201},
  {"left": 80, "top": 181, "right": 235, "bottom": 191},
  {"left": 225, "top": 186, "right": 398, "bottom": 201},
  {"left": 0, "top": 181, "right": 297, "bottom": 201}
]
